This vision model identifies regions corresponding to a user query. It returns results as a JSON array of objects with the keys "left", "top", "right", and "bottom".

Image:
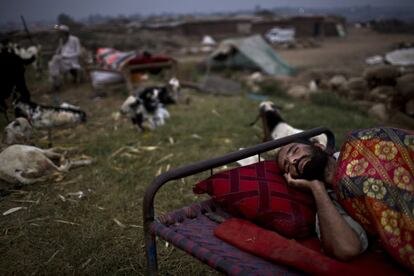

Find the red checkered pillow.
[{"left": 193, "top": 161, "right": 316, "bottom": 238}]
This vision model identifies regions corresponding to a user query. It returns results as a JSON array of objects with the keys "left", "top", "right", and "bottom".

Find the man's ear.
[{"left": 313, "top": 142, "right": 325, "bottom": 150}]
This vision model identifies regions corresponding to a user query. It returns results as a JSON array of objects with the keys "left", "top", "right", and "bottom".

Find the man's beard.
[{"left": 299, "top": 147, "right": 329, "bottom": 181}]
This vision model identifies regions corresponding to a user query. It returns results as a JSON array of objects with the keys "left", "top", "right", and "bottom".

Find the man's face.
[
  {"left": 277, "top": 143, "right": 313, "bottom": 179},
  {"left": 277, "top": 142, "right": 328, "bottom": 180}
]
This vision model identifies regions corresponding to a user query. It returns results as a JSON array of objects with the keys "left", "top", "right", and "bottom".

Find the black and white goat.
[
  {"left": 13, "top": 99, "right": 86, "bottom": 145},
  {"left": 139, "top": 78, "right": 180, "bottom": 108},
  {"left": 120, "top": 79, "right": 178, "bottom": 131},
  {"left": 11, "top": 43, "right": 42, "bottom": 79},
  {"left": 120, "top": 95, "right": 170, "bottom": 131},
  {"left": 252, "top": 101, "right": 327, "bottom": 148},
  {"left": 0, "top": 42, "right": 33, "bottom": 122}
]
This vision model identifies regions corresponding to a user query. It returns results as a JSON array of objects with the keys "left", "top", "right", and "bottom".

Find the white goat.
[
  {"left": 255, "top": 101, "right": 327, "bottom": 148},
  {"left": 0, "top": 145, "right": 92, "bottom": 185},
  {"left": 2, "top": 117, "right": 33, "bottom": 145}
]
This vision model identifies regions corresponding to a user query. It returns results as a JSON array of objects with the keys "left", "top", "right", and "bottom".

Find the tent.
[
  {"left": 385, "top": 48, "right": 414, "bottom": 66},
  {"left": 208, "top": 35, "right": 294, "bottom": 75}
]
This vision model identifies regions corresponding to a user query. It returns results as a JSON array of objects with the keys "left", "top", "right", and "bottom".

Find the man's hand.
[
  {"left": 284, "top": 173, "right": 363, "bottom": 261},
  {"left": 284, "top": 173, "right": 324, "bottom": 192}
]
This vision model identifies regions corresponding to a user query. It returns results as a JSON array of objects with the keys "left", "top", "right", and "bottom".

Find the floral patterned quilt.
[{"left": 334, "top": 127, "right": 414, "bottom": 272}]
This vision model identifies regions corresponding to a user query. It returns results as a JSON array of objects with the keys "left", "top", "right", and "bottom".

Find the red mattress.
[{"left": 215, "top": 218, "right": 408, "bottom": 276}]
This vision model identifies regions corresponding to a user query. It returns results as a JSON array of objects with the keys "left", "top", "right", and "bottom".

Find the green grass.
[{"left": 0, "top": 66, "right": 377, "bottom": 275}]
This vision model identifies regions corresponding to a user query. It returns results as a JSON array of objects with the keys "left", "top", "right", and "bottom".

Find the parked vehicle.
[{"left": 265, "top": 27, "right": 295, "bottom": 44}]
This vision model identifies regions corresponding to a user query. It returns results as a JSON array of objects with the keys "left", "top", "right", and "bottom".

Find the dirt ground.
[
  {"left": 1, "top": 27, "right": 414, "bottom": 275},
  {"left": 278, "top": 27, "right": 414, "bottom": 72}
]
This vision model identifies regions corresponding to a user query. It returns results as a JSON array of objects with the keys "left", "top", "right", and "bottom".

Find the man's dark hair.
[{"left": 301, "top": 144, "right": 329, "bottom": 181}]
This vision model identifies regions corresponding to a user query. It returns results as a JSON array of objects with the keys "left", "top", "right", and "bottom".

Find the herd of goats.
[
  {"left": 0, "top": 40, "right": 328, "bottom": 189},
  {"left": 0, "top": 40, "right": 182, "bottom": 187}
]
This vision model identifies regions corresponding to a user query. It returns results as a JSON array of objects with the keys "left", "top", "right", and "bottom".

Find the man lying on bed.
[{"left": 276, "top": 141, "right": 369, "bottom": 261}]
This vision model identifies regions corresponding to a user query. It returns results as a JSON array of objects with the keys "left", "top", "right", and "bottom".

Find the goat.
[
  {"left": 168, "top": 77, "right": 181, "bottom": 101},
  {"left": 0, "top": 145, "right": 91, "bottom": 185},
  {"left": 2, "top": 117, "right": 33, "bottom": 145},
  {"left": 120, "top": 96, "right": 148, "bottom": 131},
  {"left": 252, "top": 101, "right": 327, "bottom": 148},
  {"left": 138, "top": 77, "right": 180, "bottom": 107},
  {"left": 139, "top": 79, "right": 178, "bottom": 108},
  {"left": 11, "top": 43, "right": 42, "bottom": 79},
  {"left": 139, "top": 87, "right": 173, "bottom": 113},
  {"left": 120, "top": 80, "right": 177, "bottom": 131},
  {"left": 13, "top": 99, "right": 86, "bottom": 145},
  {"left": 0, "top": 42, "right": 33, "bottom": 122},
  {"left": 120, "top": 95, "right": 170, "bottom": 131}
]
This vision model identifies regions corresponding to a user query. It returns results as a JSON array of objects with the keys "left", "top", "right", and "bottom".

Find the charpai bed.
[
  {"left": 143, "top": 128, "right": 335, "bottom": 275},
  {"left": 89, "top": 48, "right": 177, "bottom": 93},
  {"left": 143, "top": 127, "right": 410, "bottom": 275}
]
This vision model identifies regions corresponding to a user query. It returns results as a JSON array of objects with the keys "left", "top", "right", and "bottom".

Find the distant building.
[
  {"left": 179, "top": 18, "right": 253, "bottom": 37},
  {"left": 141, "top": 15, "right": 347, "bottom": 38}
]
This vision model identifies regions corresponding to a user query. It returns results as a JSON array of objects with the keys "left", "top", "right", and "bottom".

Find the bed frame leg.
[{"left": 144, "top": 224, "right": 158, "bottom": 275}]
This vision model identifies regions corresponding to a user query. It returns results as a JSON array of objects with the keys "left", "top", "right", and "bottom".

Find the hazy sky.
[{"left": 1, "top": 0, "right": 413, "bottom": 23}]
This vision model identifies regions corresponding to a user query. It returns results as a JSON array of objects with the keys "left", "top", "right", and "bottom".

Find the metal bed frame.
[{"left": 143, "top": 127, "right": 335, "bottom": 275}]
